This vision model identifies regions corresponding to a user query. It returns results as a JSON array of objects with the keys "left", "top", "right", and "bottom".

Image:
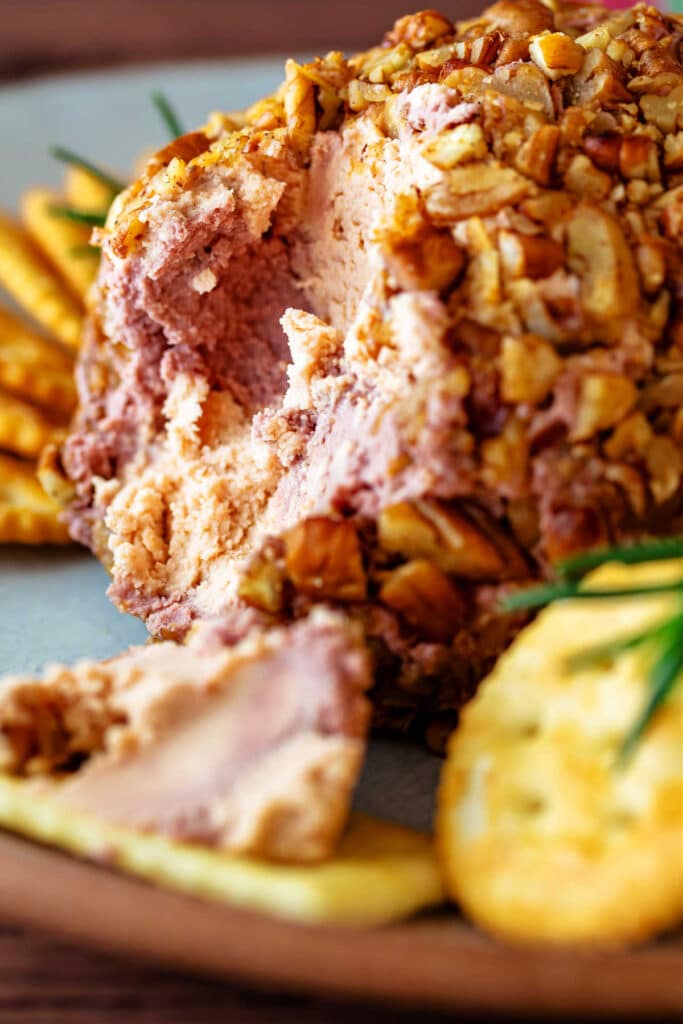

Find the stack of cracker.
[{"left": 0, "top": 166, "right": 113, "bottom": 543}]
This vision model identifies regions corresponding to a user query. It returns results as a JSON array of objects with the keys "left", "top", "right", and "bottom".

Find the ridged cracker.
[
  {"left": 0, "top": 210, "right": 83, "bottom": 350},
  {"left": 0, "top": 388, "right": 63, "bottom": 458},
  {"left": 0, "top": 452, "right": 70, "bottom": 543},
  {"left": 0, "top": 306, "right": 76, "bottom": 415},
  {"left": 438, "top": 559, "right": 683, "bottom": 948},
  {"left": 21, "top": 188, "right": 98, "bottom": 302},
  {"left": 65, "top": 164, "right": 119, "bottom": 214}
]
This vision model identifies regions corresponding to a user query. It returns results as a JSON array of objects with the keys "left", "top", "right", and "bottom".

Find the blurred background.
[{"left": 1, "top": 0, "right": 487, "bottom": 82}]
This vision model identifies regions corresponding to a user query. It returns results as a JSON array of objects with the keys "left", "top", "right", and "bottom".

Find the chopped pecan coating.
[
  {"left": 238, "top": 543, "right": 286, "bottom": 614},
  {"left": 566, "top": 204, "right": 640, "bottom": 321},
  {"left": 571, "top": 373, "right": 638, "bottom": 441},
  {"left": 378, "top": 500, "right": 505, "bottom": 579},
  {"left": 379, "top": 560, "right": 468, "bottom": 643},
  {"left": 529, "top": 32, "right": 585, "bottom": 81},
  {"left": 379, "top": 193, "right": 465, "bottom": 292},
  {"left": 284, "top": 518, "right": 367, "bottom": 603},
  {"left": 499, "top": 333, "right": 563, "bottom": 404},
  {"left": 424, "top": 164, "right": 532, "bottom": 221}
]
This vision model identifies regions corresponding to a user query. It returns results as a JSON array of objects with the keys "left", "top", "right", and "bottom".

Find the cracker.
[
  {"left": 437, "top": 559, "right": 683, "bottom": 948},
  {"left": 0, "top": 776, "right": 443, "bottom": 926},
  {"left": 21, "top": 189, "right": 98, "bottom": 302},
  {"left": 64, "top": 164, "right": 118, "bottom": 214},
  {"left": 0, "top": 388, "right": 63, "bottom": 458},
  {"left": 0, "top": 305, "right": 76, "bottom": 415},
  {"left": 0, "top": 452, "right": 70, "bottom": 544},
  {"left": 37, "top": 441, "right": 76, "bottom": 507},
  {"left": 0, "top": 210, "right": 83, "bottom": 350}
]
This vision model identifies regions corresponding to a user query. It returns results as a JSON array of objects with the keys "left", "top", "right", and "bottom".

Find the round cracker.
[{"left": 437, "top": 559, "right": 683, "bottom": 948}]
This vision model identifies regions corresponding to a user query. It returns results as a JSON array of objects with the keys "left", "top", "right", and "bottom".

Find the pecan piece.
[
  {"left": 640, "top": 373, "right": 683, "bottom": 413},
  {"left": 619, "top": 136, "right": 660, "bottom": 181},
  {"left": 640, "top": 85, "right": 683, "bottom": 135},
  {"left": 498, "top": 231, "right": 565, "bottom": 280},
  {"left": 490, "top": 63, "right": 555, "bottom": 120},
  {"left": 385, "top": 10, "right": 453, "bottom": 50},
  {"left": 347, "top": 80, "right": 392, "bottom": 112},
  {"left": 110, "top": 211, "right": 146, "bottom": 260},
  {"left": 514, "top": 125, "right": 560, "bottom": 187},
  {"left": 283, "top": 59, "right": 316, "bottom": 155},
  {"left": 245, "top": 96, "right": 286, "bottom": 130},
  {"left": 567, "top": 204, "right": 639, "bottom": 322},
  {"left": 379, "top": 560, "right": 467, "bottom": 643},
  {"left": 543, "top": 503, "right": 609, "bottom": 565},
  {"left": 635, "top": 237, "right": 667, "bottom": 295},
  {"left": 645, "top": 437, "right": 682, "bottom": 504},
  {"left": 603, "top": 411, "right": 653, "bottom": 460},
  {"left": 570, "top": 49, "right": 631, "bottom": 108},
  {"left": 284, "top": 517, "right": 367, "bottom": 602},
  {"left": 484, "top": 0, "right": 553, "bottom": 39},
  {"left": 529, "top": 31, "right": 585, "bottom": 81},
  {"left": 499, "top": 333, "right": 563, "bottom": 404},
  {"left": 574, "top": 10, "right": 635, "bottom": 53},
  {"left": 379, "top": 194, "right": 464, "bottom": 292},
  {"left": 378, "top": 500, "right": 505, "bottom": 579},
  {"left": 583, "top": 131, "right": 622, "bottom": 172},
  {"left": 238, "top": 545, "right": 285, "bottom": 614},
  {"left": 563, "top": 154, "right": 612, "bottom": 201},
  {"left": 421, "top": 123, "right": 488, "bottom": 170},
  {"left": 146, "top": 132, "right": 211, "bottom": 176},
  {"left": 664, "top": 133, "right": 683, "bottom": 172},
  {"left": 352, "top": 43, "right": 412, "bottom": 84},
  {"left": 424, "top": 164, "right": 531, "bottom": 222},
  {"left": 481, "top": 417, "right": 529, "bottom": 497},
  {"left": 570, "top": 373, "right": 638, "bottom": 442},
  {"left": 470, "top": 31, "right": 505, "bottom": 68}
]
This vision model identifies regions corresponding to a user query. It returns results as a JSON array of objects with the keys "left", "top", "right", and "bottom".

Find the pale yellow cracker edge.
[{"left": 0, "top": 775, "right": 443, "bottom": 926}]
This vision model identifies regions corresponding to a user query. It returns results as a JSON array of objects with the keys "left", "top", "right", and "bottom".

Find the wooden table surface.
[
  {"left": 1, "top": 922, "right": 433, "bottom": 1024},
  {"left": 1, "top": 922, "right": 469, "bottom": 1024},
  {"left": 1, "top": 921, "right": 526, "bottom": 1024},
  {"left": 0, "top": 4, "right": 493, "bottom": 1021}
]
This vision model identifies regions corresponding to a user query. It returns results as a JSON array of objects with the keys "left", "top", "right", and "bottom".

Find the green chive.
[
  {"left": 151, "top": 91, "right": 185, "bottom": 140},
  {"left": 49, "top": 146, "right": 125, "bottom": 194},
  {"left": 69, "top": 244, "right": 101, "bottom": 258},
  {"left": 48, "top": 205, "right": 107, "bottom": 227},
  {"left": 558, "top": 537, "right": 683, "bottom": 582},
  {"left": 619, "top": 614, "right": 683, "bottom": 765},
  {"left": 502, "top": 579, "right": 683, "bottom": 612},
  {"left": 500, "top": 535, "right": 683, "bottom": 762}
]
